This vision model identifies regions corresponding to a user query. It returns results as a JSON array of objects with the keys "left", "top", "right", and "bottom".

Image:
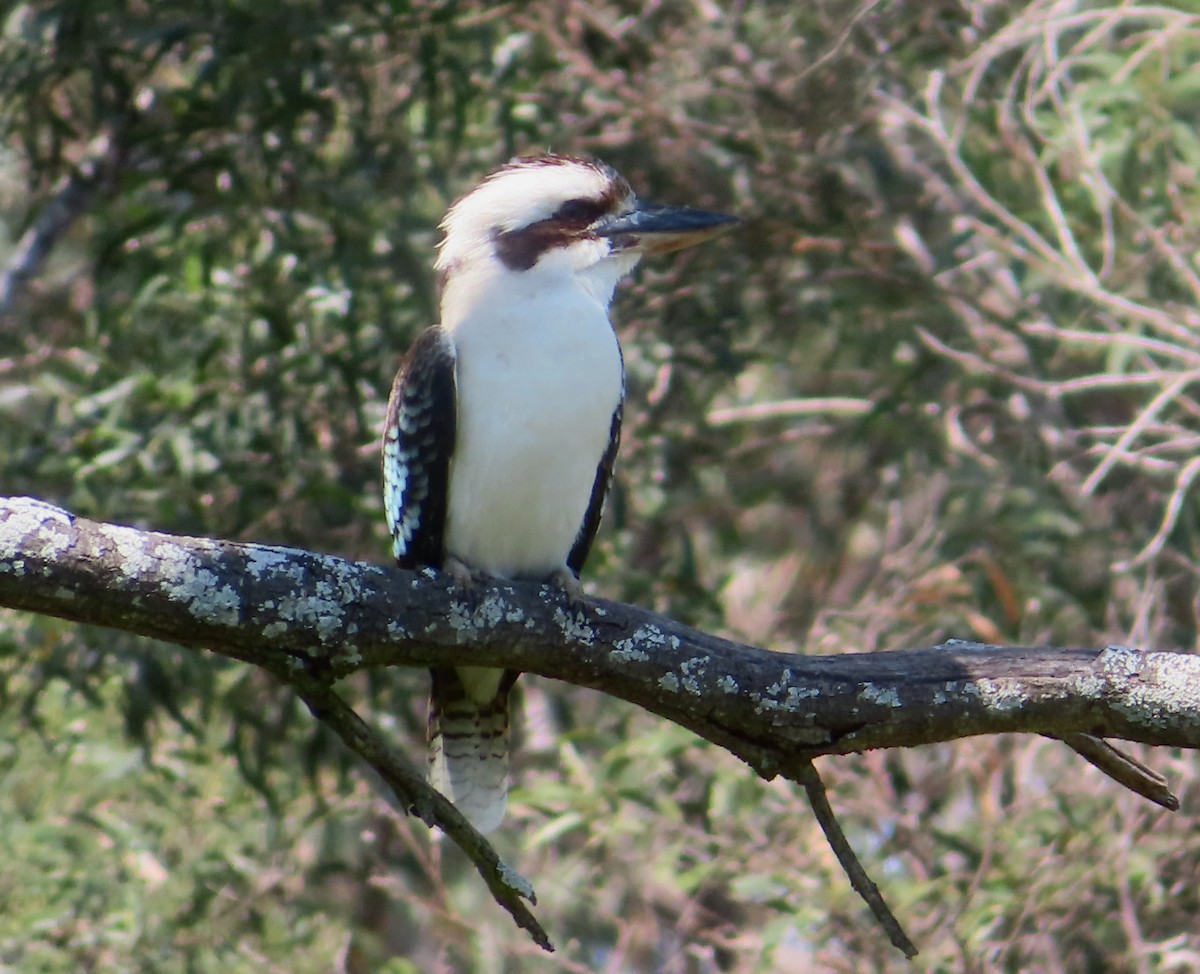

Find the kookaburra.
[{"left": 383, "top": 154, "right": 736, "bottom": 832}]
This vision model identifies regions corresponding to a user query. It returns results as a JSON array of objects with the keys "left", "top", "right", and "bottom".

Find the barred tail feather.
[{"left": 428, "top": 665, "right": 514, "bottom": 834}]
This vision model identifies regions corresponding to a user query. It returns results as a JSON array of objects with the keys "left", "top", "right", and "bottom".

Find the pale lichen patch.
[
  {"left": 37, "top": 532, "right": 70, "bottom": 561},
  {"left": 497, "top": 862, "right": 535, "bottom": 900},
  {"left": 1138, "top": 653, "right": 1200, "bottom": 723},
  {"left": 155, "top": 544, "right": 242, "bottom": 626},
  {"left": 610, "top": 644, "right": 650, "bottom": 663},
  {"left": 766, "top": 668, "right": 793, "bottom": 696},
  {"left": 106, "top": 524, "right": 156, "bottom": 576},
  {"left": 244, "top": 544, "right": 301, "bottom": 582},
  {"left": 472, "top": 593, "right": 507, "bottom": 628},
  {"left": 679, "top": 656, "right": 709, "bottom": 696},
  {"left": 1100, "top": 649, "right": 1200, "bottom": 729},
  {"left": 0, "top": 498, "right": 73, "bottom": 562},
  {"left": 312, "top": 573, "right": 355, "bottom": 616},
  {"left": 1066, "top": 670, "right": 1104, "bottom": 701},
  {"left": 717, "top": 674, "right": 739, "bottom": 694},
  {"left": 749, "top": 692, "right": 777, "bottom": 714},
  {"left": 784, "top": 685, "right": 819, "bottom": 708},
  {"left": 626, "top": 623, "right": 669, "bottom": 649},
  {"left": 752, "top": 668, "right": 819, "bottom": 714},
  {"left": 1097, "top": 643, "right": 1141, "bottom": 680},
  {"left": 328, "top": 558, "right": 367, "bottom": 604},
  {"left": 273, "top": 592, "right": 345, "bottom": 643},
  {"left": 972, "top": 677, "right": 1025, "bottom": 712},
  {"left": 445, "top": 592, "right": 516, "bottom": 636},
  {"left": 448, "top": 600, "right": 476, "bottom": 637},
  {"left": 659, "top": 672, "right": 680, "bottom": 692},
  {"left": 612, "top": 626, "right": 687, "bottom": 665},
  {"left": 37, "top": 514, "right": 249, "bottom": 626},
  {"left": 860, "top": 683, "right": 901, "bottom": 708},
  {"left": 553, "top": 606, "right": 596, "bottom": 645}
]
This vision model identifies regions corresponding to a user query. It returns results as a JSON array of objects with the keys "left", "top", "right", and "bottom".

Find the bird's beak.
[{"left": 594, "top": 201, "right": 740, "bottom": 255}]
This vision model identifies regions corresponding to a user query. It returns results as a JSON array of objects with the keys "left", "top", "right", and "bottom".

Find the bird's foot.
[
  {"left": 444, "top": 555, "right": 489, "bottom": 598},
  {"left": 546, "top": 565, "right": 588, "bottom": 612}
]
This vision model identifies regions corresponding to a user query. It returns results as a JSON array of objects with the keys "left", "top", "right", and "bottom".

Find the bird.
[{"left": 382, "top": 153, "right": 737, "bottom": 833}]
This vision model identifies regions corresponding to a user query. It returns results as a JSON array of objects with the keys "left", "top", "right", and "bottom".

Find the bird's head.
[{"left": 435, "top": 154, "right": 738, "bottom": 303}]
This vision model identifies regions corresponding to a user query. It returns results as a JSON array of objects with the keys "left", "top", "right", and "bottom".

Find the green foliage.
[
  {"left": 2, "top": 0, "right": 1200, "bottom": 970},
  {"left": 0, "top": 617, "right": 352, "bottom": 972}
]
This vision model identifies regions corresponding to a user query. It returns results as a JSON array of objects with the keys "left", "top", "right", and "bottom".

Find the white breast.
[{"left": 443, "top": 278, "right": 623, "bottom": 578}]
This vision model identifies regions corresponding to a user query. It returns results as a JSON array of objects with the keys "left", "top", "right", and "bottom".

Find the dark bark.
[{"left": 4, "top": 496, "right": 1197, "bottom": 763}]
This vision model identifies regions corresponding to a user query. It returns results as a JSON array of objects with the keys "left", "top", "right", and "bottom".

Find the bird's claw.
[
  {"left": 444, "top": 555, "right": 489, "bottom": 600},
  {"left": 547, "top": 565, "right": 590, "bottom": 615}
]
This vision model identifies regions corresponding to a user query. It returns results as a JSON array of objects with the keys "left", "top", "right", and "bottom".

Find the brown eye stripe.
[
  {"left": 492, "top": 221, "right": 577, "bottom": 271},
  {"left": 492, "top": 196, "right": 622, "bottom": 271}
]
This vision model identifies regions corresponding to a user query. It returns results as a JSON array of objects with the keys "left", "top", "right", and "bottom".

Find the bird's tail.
[{"left": 428, "top": 665, "right": 516, "bottom": 834}]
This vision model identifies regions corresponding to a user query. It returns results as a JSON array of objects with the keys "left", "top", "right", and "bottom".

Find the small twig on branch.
[
  {"left": 292, "top": 678, "right": 553, "bottom": 952},
  {"left": 791, "top": 760, "right": 919, "bottom": 959},
  {"left": 1053, "top": 733, "right": 1179, "bottom": 811}
]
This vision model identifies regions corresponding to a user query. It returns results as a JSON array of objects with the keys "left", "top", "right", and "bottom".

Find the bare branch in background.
[
  {"left": 885, "top": 4, "right": 1200, "bottom": 582},
  {"left": 0, "top": 128, "right": 124, "bottom": 321}
]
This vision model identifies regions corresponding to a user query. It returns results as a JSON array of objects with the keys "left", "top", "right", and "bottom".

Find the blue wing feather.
[{"left": 382, "top": 327, "right": 457, "bottom": 568}]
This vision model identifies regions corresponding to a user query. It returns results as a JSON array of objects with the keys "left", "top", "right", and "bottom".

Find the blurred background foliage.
[{"left": 2, "top": 0, "right": 1200, "bottom": 970}]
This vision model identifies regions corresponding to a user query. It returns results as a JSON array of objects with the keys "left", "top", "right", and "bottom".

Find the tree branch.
[
  {"left": 3, "top": 495, "right": 1199, "bottom": 954},
  {"left": 0, "top": 129, "right": 125, "bottom": 320},
  {"left": 795, "top": 759, "right": 918, "bottom": 959},
  {"left": 293, "top": 677, "right": 550, "bottom": 951},
  {"left": 1051, "top": 733, "right": 1179, "bottom": 811}
]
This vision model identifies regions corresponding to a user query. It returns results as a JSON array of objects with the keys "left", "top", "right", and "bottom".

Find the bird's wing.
[
  {"left": 382, "top": 326, "right": 457, "bottom": 569},
  {"left": 567, "top": 399, "right": 623, "bottom": 575}
]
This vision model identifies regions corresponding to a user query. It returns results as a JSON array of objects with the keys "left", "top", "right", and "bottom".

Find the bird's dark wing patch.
[
  {"left": 383, "top": 327, "right": 457, "bottom": 569},
  {"left": 567, "top": 399, "right": 623, "bottom": 576}
]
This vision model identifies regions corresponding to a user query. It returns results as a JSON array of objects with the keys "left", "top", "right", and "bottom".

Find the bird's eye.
[{"left": 555, "top": 198, "right": 596, "bottom": 225}]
